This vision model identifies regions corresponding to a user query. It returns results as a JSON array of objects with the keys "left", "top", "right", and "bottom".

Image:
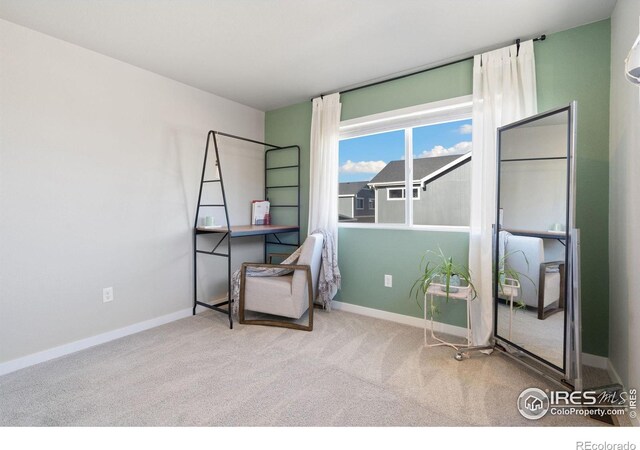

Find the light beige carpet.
[{"left": 0, "top": 309, "right": 612, "bottom": 426}]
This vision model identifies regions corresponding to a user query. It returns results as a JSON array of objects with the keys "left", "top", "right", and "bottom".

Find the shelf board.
[
  {"left": 503, "top": 228, "right": 566, "bottom": 239},
  {"left": 426, "top": 283, "right": 471, "bottom": 301},
  {"left": 195, "top": 224, "right": 299, "bottom": 237}
]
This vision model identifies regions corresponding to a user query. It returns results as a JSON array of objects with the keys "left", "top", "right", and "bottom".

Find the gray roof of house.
[
  {"left": 339, "top": 181, "right": 369, "bottom": 196},
  {"left": 368, "top": 155, "right": 460, "bottom": 185}
]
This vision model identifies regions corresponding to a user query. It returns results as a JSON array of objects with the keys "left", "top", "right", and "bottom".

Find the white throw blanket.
[{"left": 310, "top": 228, "right": 341, "bottom": 310}]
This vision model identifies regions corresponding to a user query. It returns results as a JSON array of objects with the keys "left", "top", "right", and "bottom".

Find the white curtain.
[
  {"left": 469, "top": 40, "right": 537, "bottom": 346},
  {"left": 308, "top": 93, "right": 342, "bottom": 238},
  {"left": 308, "top": 93, "right": 342, "bottom": 303}
]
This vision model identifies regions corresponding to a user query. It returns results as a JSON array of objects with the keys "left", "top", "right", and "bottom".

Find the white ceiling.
[{"left": 0, "top": 0, "right": 617, "bottom": 111}]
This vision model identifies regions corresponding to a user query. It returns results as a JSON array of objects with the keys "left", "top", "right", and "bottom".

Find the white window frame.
[
  {"left": 387, "top": 187, "right": 405, "bottom": 201},
  {"left": 339, "top": 95, "right": 472, "bottom": 232},
  {"left": 386, "top": 187, "right": 420, "bottom": 201},
  {"left": 355, "top": 197, "right": 364, "bottom": 210},
  {"left": 369, "top": 198, "right": 375, "bottom": 209}
]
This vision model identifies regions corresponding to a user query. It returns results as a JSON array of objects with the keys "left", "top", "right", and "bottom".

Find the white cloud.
[
  {"left": 339, "top": 159, "right": 387, "bottom": 174},
  {"left": 459, "top": 124, "right": 473, "bottom": 135},
  {"left": 416, "top": 141, "right": 472, "bottom": 158}
]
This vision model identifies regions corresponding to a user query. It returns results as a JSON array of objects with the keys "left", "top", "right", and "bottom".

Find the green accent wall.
[
  {"left": 265, "top": 101, "right": 312, "bottom": 238},
  {"left": 337, "top": 229, "right": 470, "bottom": 325},
  {"left": 341, "top": 59, "right": 473, "bottom": 120},
  {"left": 265, "top": 20, "right": 611, "bottom": 357},
  {"left": 535, "top": 20, "right": 611, "bottom": 357}
]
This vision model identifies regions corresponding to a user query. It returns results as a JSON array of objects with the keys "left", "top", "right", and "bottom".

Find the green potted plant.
[{"left": 410, "top": 247, "right": 477, "bottom": 314}]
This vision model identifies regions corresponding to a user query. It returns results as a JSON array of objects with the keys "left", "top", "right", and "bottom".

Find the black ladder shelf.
[{"left": 193, "top": 131, "right": 301, "bottom": 328}]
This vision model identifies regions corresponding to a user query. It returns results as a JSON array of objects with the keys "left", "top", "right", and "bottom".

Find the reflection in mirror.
[
  {"left": 495, "top": 107, "right": 571, "bottom": 371},
  {"left": 496, "top": 231, "right": 566, "bottom": 367},
  {"left": 499, "top": 111, "right": 568, "bottom": 233}
]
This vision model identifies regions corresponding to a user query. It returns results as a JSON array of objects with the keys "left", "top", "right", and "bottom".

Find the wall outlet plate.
[
  {"left": 384, "top": 274, "right": 392, "bottom": 288},
  {"left": 103, "top": 287, "right": 114, "bottom": 303}
]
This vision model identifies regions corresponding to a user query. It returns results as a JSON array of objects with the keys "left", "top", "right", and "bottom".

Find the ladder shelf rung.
[
  {"left": 266, "top": 165, "right": 299, "bottom": 170},
  {"left": 196, "top": 250, "right": 230, "bottom": 257},
  {"left": 195, "top": 301, "right": 229, "bottom": 314},
  {"left": 199, "top": 204, "right": 225, "bottom": 207},
  {"left": 203, "top": 179, "right": 221, "bottom": 183},
  {"left": 266, "top": 185, "right": 299, "bottom": 189},
  {"left": 265, "top": 241, "right": 299, "bottom": 247},
  {"left": 212, "top": 300, "right": 231, "bottom": 307}
]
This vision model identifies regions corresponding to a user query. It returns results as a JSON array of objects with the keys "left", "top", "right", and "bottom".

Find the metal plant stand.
[{"left": 424, "top": 283, "right": 473, "bottom": 351}]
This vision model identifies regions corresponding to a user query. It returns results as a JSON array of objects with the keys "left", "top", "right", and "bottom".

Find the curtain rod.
[{"left": 314, "top": 34, "right": 546, "bottom": 99}]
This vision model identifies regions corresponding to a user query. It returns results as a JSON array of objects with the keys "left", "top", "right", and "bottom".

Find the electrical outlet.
[
  {"left": 103, "top": 287, "right": 114, "bottom": 303},
  {"left": 384, "top": 274, "right": 392, "bottom": 288}
]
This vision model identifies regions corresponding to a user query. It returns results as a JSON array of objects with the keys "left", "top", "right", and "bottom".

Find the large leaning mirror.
[{"left": 494, "top": 103, "right": 581, "bottom": 387}]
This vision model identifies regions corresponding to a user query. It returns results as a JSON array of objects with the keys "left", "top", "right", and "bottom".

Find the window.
[
  {"left": 386, "top": 187, "right": 420, "bottom": 200},
  {"left": 388, "top": 188, "right": 404, "bottom": 200},
  {"left": 339, "top": 129, "right": 405, "bottom": 224},
  {"left": 338, "top": 96, "right": 472, "bottom": 228}
]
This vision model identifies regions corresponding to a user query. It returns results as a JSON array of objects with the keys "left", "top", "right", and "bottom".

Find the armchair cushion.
[{"left": 244, "top": 275, "right": 298, "bottom": 318}]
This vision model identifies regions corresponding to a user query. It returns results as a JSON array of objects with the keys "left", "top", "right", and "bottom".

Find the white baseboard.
[
  {"left": 332, "top": 300, "right": 468, "bottom": 337},
  {"left": 606, "top": 361, "right": 640, "bottom": 427},
  {"left": 606, "top": 359, "right": 624, "bottom": 386},
  {"left": 0, "top": 308, "right": 194, "bottom": 377},
  {"left": 582, "top": 352, "right": 609, "bottom": 370}
]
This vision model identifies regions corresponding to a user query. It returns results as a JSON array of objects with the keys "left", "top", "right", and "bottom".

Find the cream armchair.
[
  {"left": 501, "top": 232, "right": 565, "bottom": 320},
  {"left": 239, "top": 233, "right": 324, "bottom": 331}
]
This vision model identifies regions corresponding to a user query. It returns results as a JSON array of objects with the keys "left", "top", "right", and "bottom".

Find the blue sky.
[{"left": 339, "top": 118, "right": 472, "bottom": 182}]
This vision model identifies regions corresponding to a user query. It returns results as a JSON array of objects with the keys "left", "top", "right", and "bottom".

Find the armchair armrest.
[{"left": 538, "top": 261, "right": 565, "bottom": 319}]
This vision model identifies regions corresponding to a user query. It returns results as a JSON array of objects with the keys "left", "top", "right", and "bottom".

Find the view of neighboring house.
[
  {"left": 338, "top": 181, "right": 375, "bottom": 222},
  {"left": 366, "top": 153, "right": 471, "bottom": 226}
]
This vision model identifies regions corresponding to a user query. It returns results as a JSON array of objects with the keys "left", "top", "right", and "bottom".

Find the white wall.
[
  {"left": 609, "top": 1, "right": 640, "bottom": 395},
  {"left": 0, "top": 19, "right": 265, "bottom": 363}
]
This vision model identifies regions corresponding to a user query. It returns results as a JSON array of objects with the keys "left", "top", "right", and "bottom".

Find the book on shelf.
[{"left": 251, "top": 200, "right": 270, "bottom": 225}]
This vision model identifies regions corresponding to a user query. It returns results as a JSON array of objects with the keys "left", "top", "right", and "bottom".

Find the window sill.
[{"left": 338, "top": 222, "right": 470, "bottom": 233}]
